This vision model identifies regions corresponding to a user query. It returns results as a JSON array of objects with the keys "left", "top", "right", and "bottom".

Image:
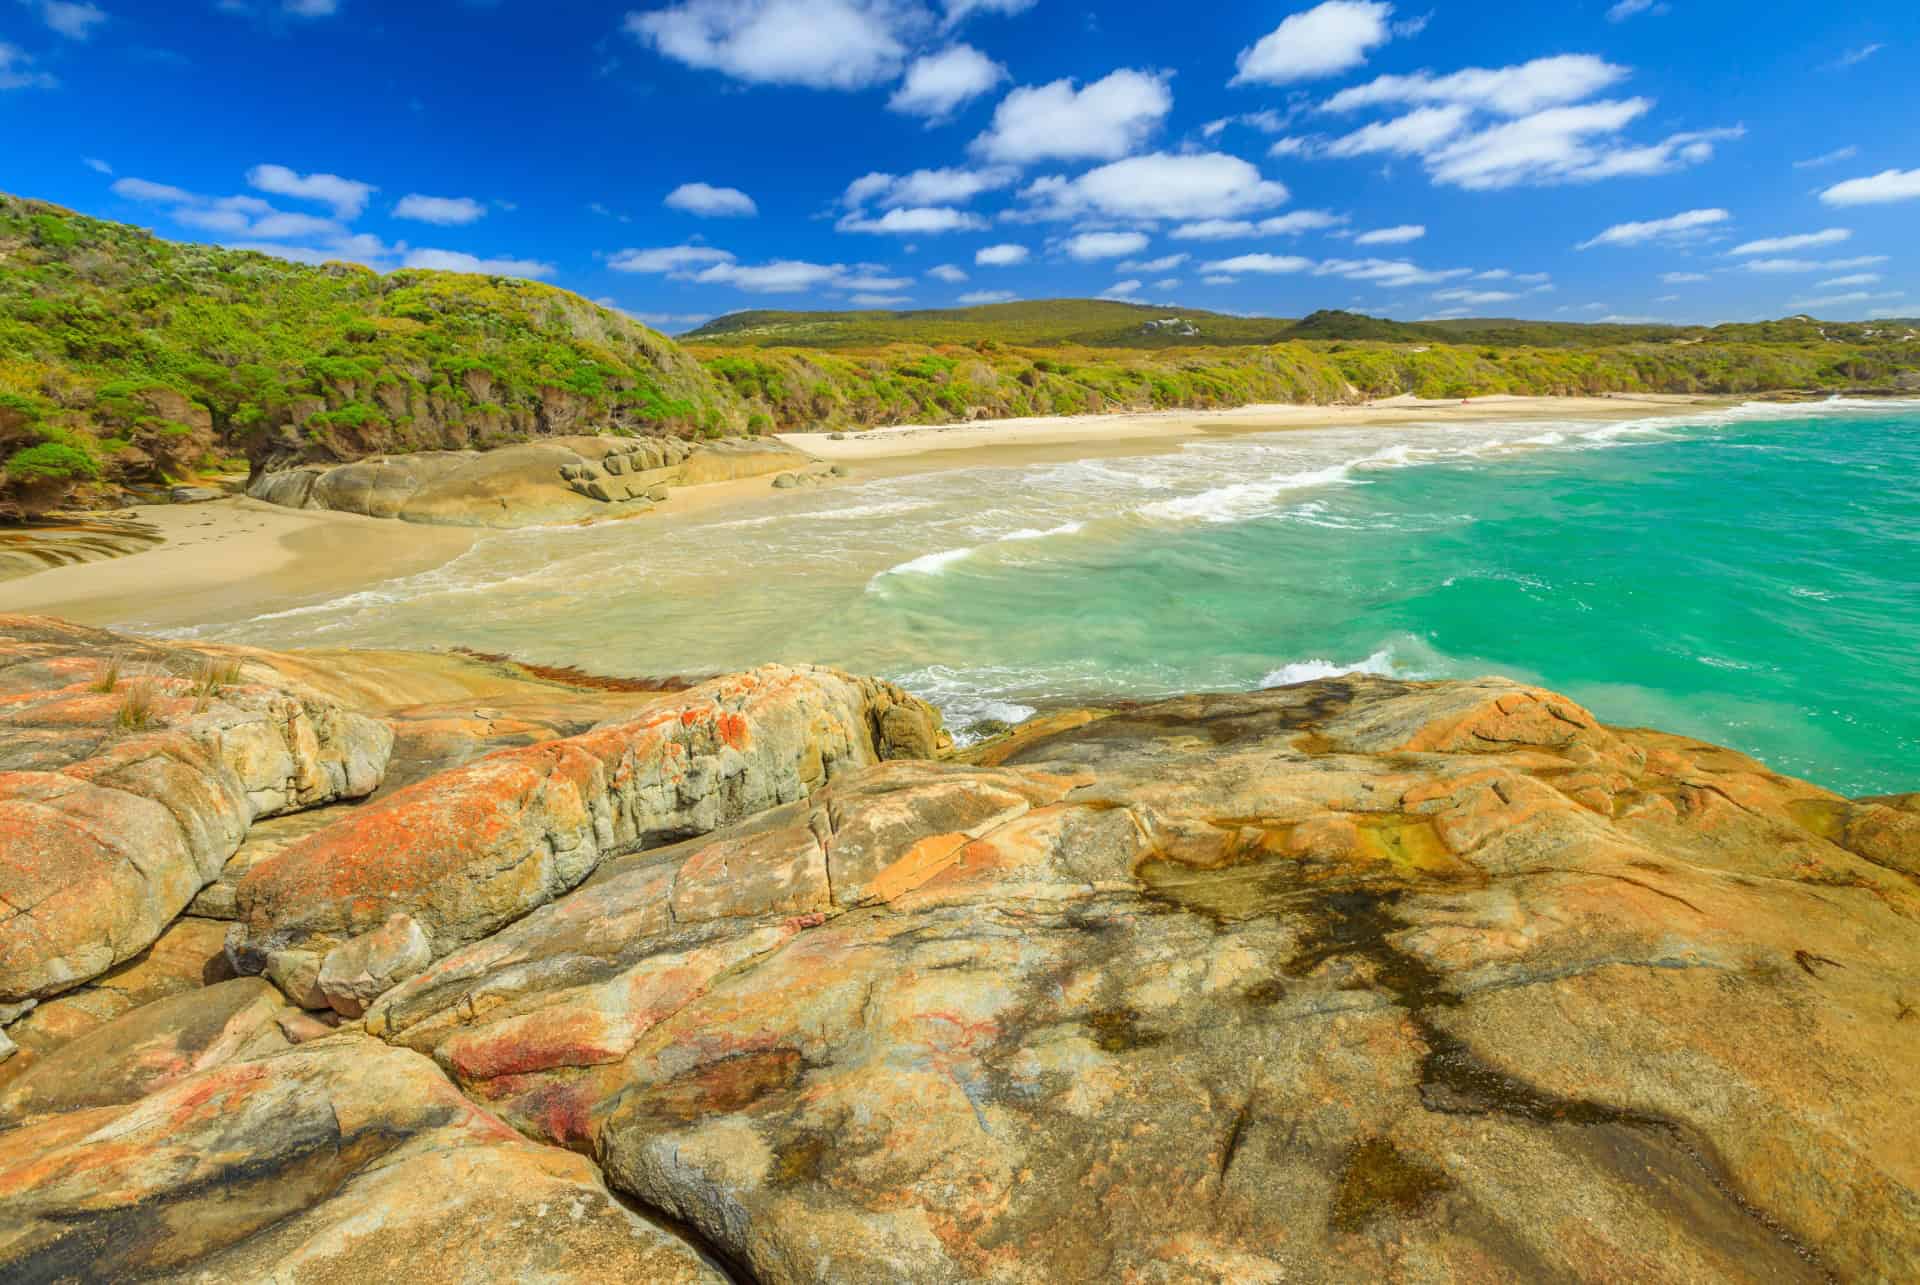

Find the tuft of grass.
[
  {"left": 114, "top": 678, "right": 159, "bottom": 731},
  {"left": 189, "top": 655, "right": 244, "bottom": 713},
  {"left": 90, "top": 652, "right": 125, "bottom": 694}
]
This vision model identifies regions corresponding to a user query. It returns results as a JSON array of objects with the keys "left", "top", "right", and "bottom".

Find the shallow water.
[{"left": 163, "top": 399, "right": 1920, "bottom": 797}]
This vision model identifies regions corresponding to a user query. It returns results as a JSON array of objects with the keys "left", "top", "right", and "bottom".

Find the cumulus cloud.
[
  {"left": 1741, "top": 255, "right": 1886, "bottom": 274},
  {"left": 608, "top": 244, "right": 738, "bottom": 273},
  {"left": 1018, "top": 152, "right": 1288, "bottom": 222},
  {"left": 971, "top": 68, "right": 1171, "bottom": 164},
  {"left": 975, "top": 243, "right": 1028, "bottom": 265},
  {"left": 1820, "top": 169, "right": 1920, "bottom": 206},
  {"left": 957, "top": 289, "right": 1016, "bottom": 304},
  {"left": 82, "top": 156, "right": 112, "bottom": 174},
  {"left": 403, "top": 248, "right": 556, "bottom": 279},
  {"left": 247, "top": 163, "right": 374, "bottom": 218},
  {"left": 1063, "top": 231, "right": 1149, "bottom": 260},
  {"left": 1324, "top": 55, "right": 1629, "bottom": 117},
  {"left": 1605, "top": 0, "right": 1667, "bottom": 21},
  {"left": 850, "top": 292, "right": 912, "bottom": 306},
  {"left": 1817, "top": 273, "right": 1881, "bottom": 288},
  {"left": 694, "top": 259, "right": 852, "bottom": 292},
  {"left": 665, "top": 182, "right": 758, "bottom": 217},
  {"left": 1354, "top": 224, "right": 1425, "bottom": 246},
  {"left": 1427, "top": 106, "right": 1736, "bottom": 191},
  {"left": 889, "top": 43, "right": 1004, "bottom": 120},
  {"left": 1575, "top": 208, "right": 1729, "bottom": 250},
  {"left": 1316, "top": 257, "right": 1469, "bottom": 287},
  {"left": 1661, "top": 271, "right": 1710, "bottom": 283},
  {"left": 1232, "top": 1, "right": 1397, "bottom": 87},
  {"left": 842, "top": 166, "right": 1014, "bottom": 209},
  {"left": 1728, "top": 229, "right": 1849, "bottom": 256},
  {"left": 1323, "top": 105, "right": 1471, "bottom": 158},
  {"left": 942, "top": 0, "right": 1033, "bottom": 25},
  {"left": 393, "top": 194, "right": 487, "bottom": 226},
  {"left": 1102, "top": 279, "right": 1143, "bottom": 298},
  {"left": 1119, "top": 253, "right": 1188, "bottom": 272},
  {"left": 625, "top": 0, "right": 921, "bottom": 90},
  {"left": 1168, "top": 210, "right": 1347, "bottom": 241},
  {"left": 112, "top": 176, "right": 197, "bottom": 203},
  {"left": 1432, "top": 287, "right": 1519, "bottom": 305},
  {"left": 927, "top": 263, "right": 968, "bottom": 282},
  {"left": 1200, "top": 254, "right": 1312, "bottom": 275},
  {"left": 836, "top": 205, "right": 988, "bottom": 234}
]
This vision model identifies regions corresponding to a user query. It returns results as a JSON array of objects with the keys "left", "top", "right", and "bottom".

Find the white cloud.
[
  {"left": 850, "top": 293, "right": 911, "bottom": 306},
  {"left": 957, "top": 289, "right": 1016, "bottom": 304},
  {"left": 1741, "top": 255, "right": 1886, "bottom": 274},
  {"left": 247, "top": 163, "right": 374, "bottom": 218},
  {"left": 1833, "top": 43, "right": 1883, "bottom": 69},
  {"left": 284, "top": 0, "right": 339, "bottom": 15},
  {"left": 1102, "top": 279, "right": 1143, "bottom": 298},
  {"left": 1201, "top": 254, "right": 1312, "bottom": 275},
  {"left": 1817, "top": 273, "right": 1881, "bottom": 288},
  {"left": 1820, "top": 169, "right": 1920, "bottom": 206},
  {"left": 82, "top": 156, "right": 111, "bottom": 174},
  {"left": 695, "top": 259, "right": 850, "bottom": 292},
  {"left": 840, "top": 271, "right": 911, "bottom": 290},
  {"left": 889, "top": 44, "right": 1003, "bottom": 120},
  {"left": 1119, "top": 253, "right": 1188, "bottom": 272},
  {"left": 1605, "top": 0, "right": 1667, "bottom": 21},
  {"left": 1432, "top": 288, "right": 1519, "bottom": 305},
  {"left": 665, "top": 181, "right": 758, "bottom": 217},
  {"left": 1317, "top": 257, "right": 1469, "bottom": 287},
  {"left": 975, "top": 243, "right": 1028, "bottom": 265},
  {"left": 1168, "top": 211, "right": 1347, "bottom": 240},
  {"left": 1019, "top": 152, "right": 1289, "bottom": 222},
  {"left": 1354, "top": 224, "right": 1425, "bottom": 246},
  {"left": 626, "top": 311, "right": 714, "bottom": 329},
  {"left": 111, "top": 176, "right": 197, "bottom": 203},
  {"left": 1728, "top": 229, "right": 1849, "bottom": 256},
  {"left": 1063, "top": 231, "right": 1149, "bottom": 260},
  {"left": 625, "top": 0, "right": 919, "bottom": 90},
  {"left": 971, "top": 68, "right": 1171, "bottom": 164},
  {"left": 1793, "top": 146, "right": 1858, "bottom": 170},
  {"left": 0, "top": 43, "right": 56, "bottom": 89},
  {"left": 35, "top": 1, "right": 107, "bottom": 40},
  {"left": 403, "top": 248, "right": 555, "bottom": 279},
  {"left": 1324, "top": 105, "right": 1471, "bottom": 157},
  {"left": 1427, "top": 105, "right": 1735, "bottom": 190},
  {"left": 608, "top": 244, "right": 737, "bottom": 273},
  {"left": 1154, "top": 277, "right": 1181, "bottom": 290},
  {"left": 1576, "top": 207, "right": 1729, "bottom": 249},
  {"left": 843, "top": 166, "right": 1014, "bottom": 209},
  {"left": 1232, "top": 1, "right": 1396, "bottom": 87},
  {"left": 836, "top": 205, "right": 987, "bottom": 234},
  {"left": 1661, "top": 272, "right": 1710, "bottom": 283},
  {"left": 1792, "top": 290, "right": 1902, "bottom": 311},
  {"left": 1204, "top": 109, "right": 1291, "bottom": 139},
  {"left": 1324, "top": 55, "right": 1629, "bottom": 117},
  {"left": 393, "top": 194, "right": 487, "bottom": 226},
  {"left": 928, "top": 263, "right": 968, "bottom": 282},
  {"left": 941, "top": 0, "right": 1033, "bottom": 25}
]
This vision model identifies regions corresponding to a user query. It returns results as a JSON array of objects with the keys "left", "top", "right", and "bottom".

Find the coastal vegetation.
[{"left": 4, "top": 190, "right": 1917, "bottom": 517}]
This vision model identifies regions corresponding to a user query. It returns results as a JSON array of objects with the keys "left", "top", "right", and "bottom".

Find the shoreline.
[{"left": 4, "top": 393, "right": 1739, "bottom": 630}]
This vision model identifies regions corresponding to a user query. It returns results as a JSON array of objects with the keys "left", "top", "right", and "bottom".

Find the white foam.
[
  {"left": 876, "top": 546, "right": 976, "bottom": 578},
  {"left": 1140, "top": 463, "right": 1356, "bottom": 524},
  {"left": 1260, "top": 647, "right": 1401, "bottom": 688},
  {"left": 1000, "top": 521, "right": 1086, "bottom": 542}
]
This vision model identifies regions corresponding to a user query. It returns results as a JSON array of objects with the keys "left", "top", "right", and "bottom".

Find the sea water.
[{"left": 165, "top": 400, "right": 1920, "bottom": 797}]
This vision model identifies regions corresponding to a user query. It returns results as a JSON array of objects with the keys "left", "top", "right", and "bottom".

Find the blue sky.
[{"left": 3, "top": 0, "right": 1916, "bottom": 331}]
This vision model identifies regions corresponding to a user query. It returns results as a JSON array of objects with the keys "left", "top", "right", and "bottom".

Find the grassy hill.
[{"left": 0, "top": 193, "right": 741, "bottom": 517}]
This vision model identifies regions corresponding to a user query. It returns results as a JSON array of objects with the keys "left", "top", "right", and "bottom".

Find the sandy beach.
[{"left": 4, "top": 394, "right": 1735, "bottom": 630}]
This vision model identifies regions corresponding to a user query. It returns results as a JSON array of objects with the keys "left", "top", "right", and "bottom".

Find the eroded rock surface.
[
  {"left": 364, "top": 678, "right": 1920, "bottom": 1282},
  {"left": 0, "top": 616, "right": 392, "bottom": 1002}
]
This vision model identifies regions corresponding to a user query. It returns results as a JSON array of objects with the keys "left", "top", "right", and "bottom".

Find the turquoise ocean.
[{"left": 168, "top": 399, "right": 1920, "bottom": 798}]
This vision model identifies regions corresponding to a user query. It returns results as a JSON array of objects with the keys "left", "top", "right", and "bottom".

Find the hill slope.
[{"left": 0, "top": 194, "right": 742, "bottom": 518}]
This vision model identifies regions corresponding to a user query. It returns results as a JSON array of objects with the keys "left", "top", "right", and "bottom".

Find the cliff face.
[{"left": 0, "top": 615, "right": 1915, "bottom": 1280}]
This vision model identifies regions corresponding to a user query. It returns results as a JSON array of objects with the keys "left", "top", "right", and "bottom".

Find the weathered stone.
[
  {"left": 771, "top": 472, "right": 800, "bottom": 489},
  {"left": 168, "top": 486, "right": 222, "bottom": 504},
  {"left": 227, "top": 665, "right": 946, "bottom": 980},
  {"left": 363, "top": 676, "right": 1920, "bottom": 1282},
  {"left": 315, "top": 913, "right": 431, "bottom": 1017},
  {"left": 0, "top": 616, "right": 392, "bottom": 1002},
  {"left": 0, "top": 1036, "right": 723, "bottom": 1282}
]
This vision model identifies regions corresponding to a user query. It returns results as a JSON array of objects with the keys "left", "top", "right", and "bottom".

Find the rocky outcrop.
[
  {"left": 0, "top": 616, "right": 392, "bottom": 1003},
  {"left": 1, "top": 622, "right": 1916, "bottom": 1280},
  {"left": 248, "top": 432, "right": 821, "bottom": 527},
  {"left": 362, "top": 677, "right": 1919, "bottom": 1282},
  {"left": 0, "top": 1035, "right": 723, "bottom": 1282},
  {"left": 225, "top": 664, "right": 948, "bottom": 1010}
]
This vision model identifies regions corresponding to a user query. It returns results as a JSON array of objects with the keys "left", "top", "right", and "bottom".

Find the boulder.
[
  {"left": 364, "top": 677, "right": 1919, "bottom": 1282},
  {"left": 226, "top": 664, "right": 947, "bottom": 1013},
  {"left": 679, "top": 437, "right": 819, "bottom": 485},
  {"left": 0, "top": 1035, "right": 723, "bottom": 1282},
  {"left": 0, "top": 616, "right": 392, "bottom": 1002}
]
